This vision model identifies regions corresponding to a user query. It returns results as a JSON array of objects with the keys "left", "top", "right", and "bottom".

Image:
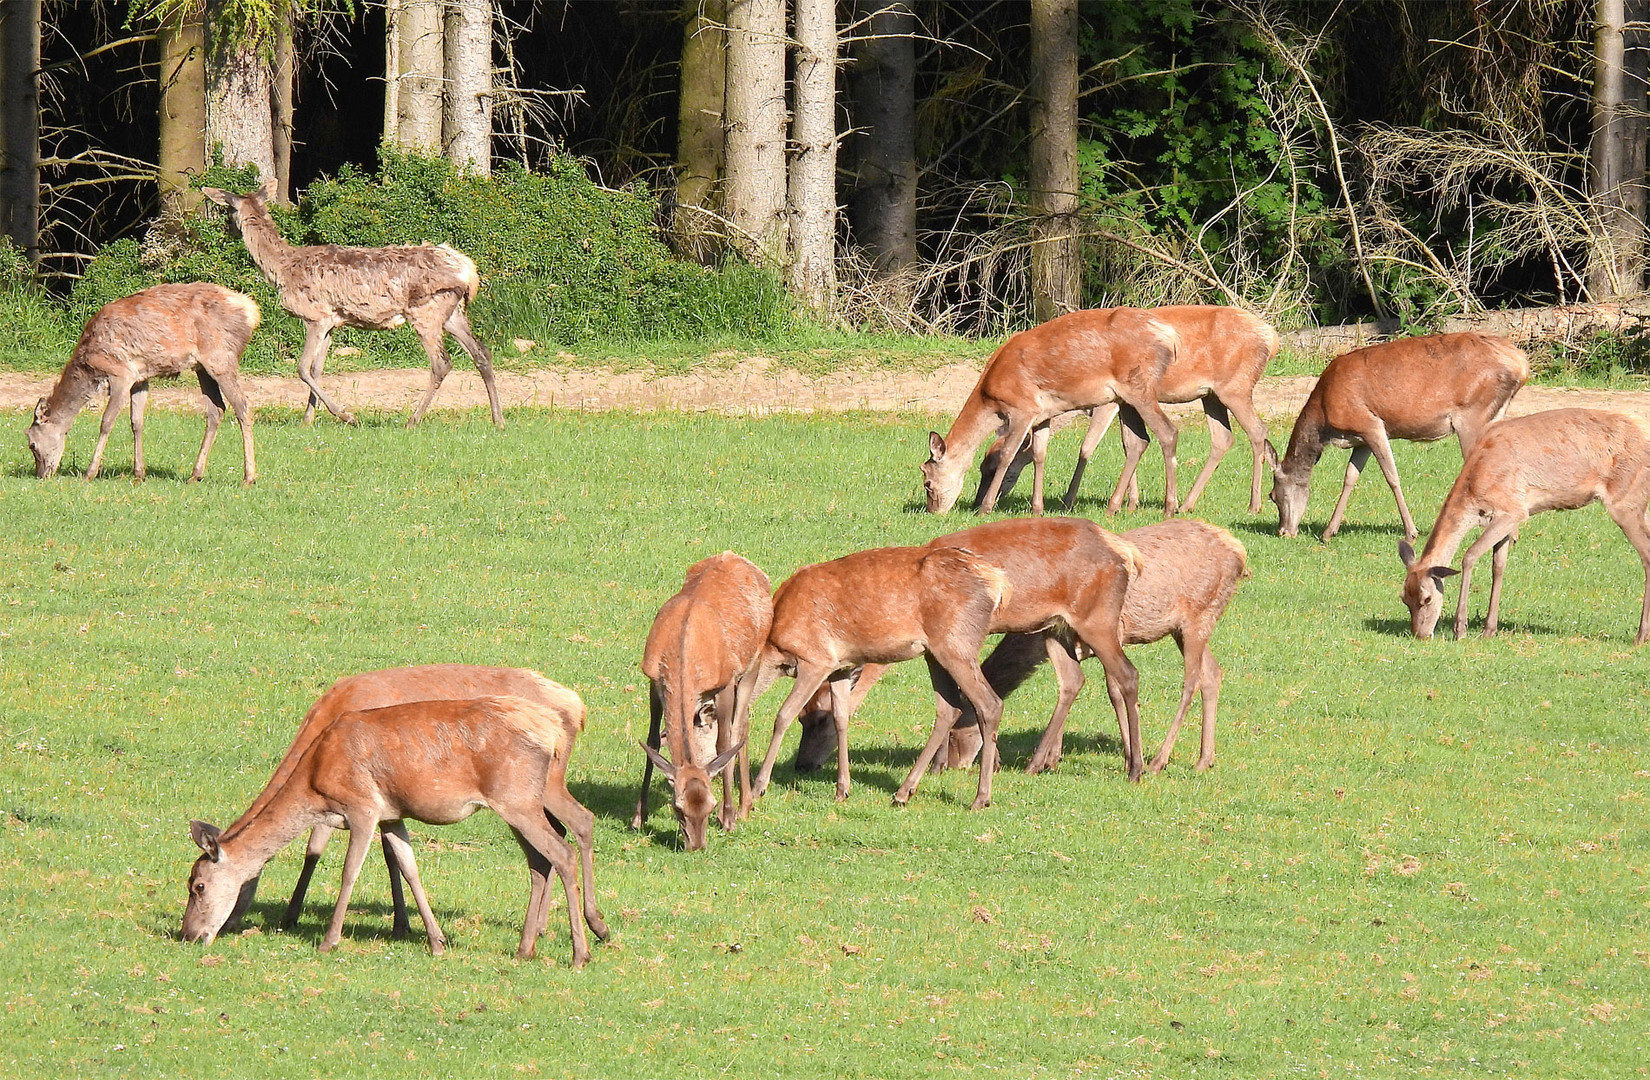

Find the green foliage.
[
  {"left": 0, "top": 242, "right": 78, "bottom": 369},
  {"left": 1528, "top": 325, "right": 1650, "bottom": 387}
]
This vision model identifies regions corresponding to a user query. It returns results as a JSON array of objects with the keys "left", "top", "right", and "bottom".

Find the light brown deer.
[
  {"left": 202, "top": 181, "right": 502, "bottom": 427},
  {"left": 262, "top": 665, "right": 607, "bottom": 947},
  {"left": 1271, "top": 332, "right": 1529, "bottom": 542},
  {"left": 26, "top": 283, "right": 259, "bottom": 486},
  {"left": 184, "top": 691, "right": 605, "bottom": 967},
  {"left": 748, "top": 544, "right": 1013, "bottom": 810},
  {"left": 633, "top": 552, "right": 773, "bottom": 849},
  {"left": 976, "top": 306, "right": 1279, "bottom": 515},
  {"left": 922, "top": 307, "right": 1181, "bottom": 517},
  {"left": 1398, "top": 408, "right": 1650, "bottom": 644}
]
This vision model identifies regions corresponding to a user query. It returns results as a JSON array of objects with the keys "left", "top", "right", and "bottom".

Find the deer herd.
[{"left": 19, "top": 188, "right": 1650, "bottom": 966}]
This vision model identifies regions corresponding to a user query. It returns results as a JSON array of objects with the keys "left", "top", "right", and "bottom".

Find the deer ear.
[
  {"left": 189, "top": 820, "right": 222, "bottom": 861},
  {"left": 31, "top": 397, "right": 47, "bottom": 426},
  {"left": 928, "top": 431, "right": 946, "bottom": 460},
  {"left": 1261, "top": 439, "right": 1280, "bottom": 470},
  {"left": 200, "top": 187, "right": 234, "bottom": 207},
  {"left": 705, "top": 740, "right": 745, "bottom": 779},
  {"left": 254, "top": 179, "right": 277, "bottom": 204},
  {"left": 1398, "top": 540, "right": 1417, "bottom": 568},
  {"left": 1430, "top": 566, "right": 1460, "bottom": 581},
  {"left": 640, "top": 740, "right": 677, "bottom": 780}
]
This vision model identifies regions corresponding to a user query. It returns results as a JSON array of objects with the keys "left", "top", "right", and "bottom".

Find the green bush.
[{"left": 0, "top": 240, "right": 78, "bottom": 370}]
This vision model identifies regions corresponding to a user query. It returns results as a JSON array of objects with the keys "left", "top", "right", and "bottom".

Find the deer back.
[
  {"left": 1451, "top": 408, "right": 1650, "bottom": 517},
  {"left": 975, "top": 307, "right": 1178, "bottom": 415},
  {"left": 70, "top": 283, "right": 260, "bottom": 386},
  {"left": 1119, "top": 519, "right": 1249, "bottom": 644},
  {"left": 1148, "top": 305, "right": 1278, "bottom": 400},
  {"left": 1310, "top": 332, "right": 1529, "bottom": 440}
]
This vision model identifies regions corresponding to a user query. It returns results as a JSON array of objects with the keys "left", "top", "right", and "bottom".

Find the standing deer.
[
  {"left": 26, "top": 283, "right": 259, "bottom": 486},
  {"left": 201, "top": 181, "right": 503, "bottom": 427},
  {"left": 261, "top": 665, "right": 607, "bottom": 947},
  {"left": 633, "top": 552, "right": 773, "bottom": 849},
  {"left": 184, "top": 692, "right": 605, "bottom": 967},
  {"left": 922, "top": 307, "right": 1181, "bottom": 517},
  {"left": 976, "top": 306, "right": 1279, "bottom": 515},
  {"left": 1271, "top": 332, "right": 1529, "bottom": 541},
  {"left": 1398, "top": 408, "right": 1650, "bottom": 644}
]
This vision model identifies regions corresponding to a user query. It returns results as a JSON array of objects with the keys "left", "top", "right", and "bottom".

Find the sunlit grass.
[{"left": 0, "top": 408, "right": 1646, "bottom": 1078}]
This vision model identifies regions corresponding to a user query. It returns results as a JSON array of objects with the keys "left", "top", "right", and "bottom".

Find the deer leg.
[
  {"left": 502, "top": 808, "right": 589, "bottom": 967},
  {"left": 379, "top": 821, "right": 444, "bottom": 954},
  {"left": 1364, "top": 429, "right": 1418, "bottom": 542},
  {"left": 408, "top": 310, "right": 456, "bottom": 427},
  {"left": 631, "top": 683, "right": 664, "bottom": 830},
  {"left": 297, "top": 322, "right": 354, "bottom": 424},
  {"left": 1026, "top": 635, "right": 1086, "bottom": 775},
  {"left": 318, "top": 817, "right": 378, "bottom": 951},
  {"left": 1483, "top": 534, "right": 1515, "bottom": 638},
  {"left": 1193, "top": 646, "right": 1222, "bottom": 770},
  {"left": 540, "top": 787, "right": 609, "bottom": 943},
  {"left": 752, "top": 662, "right": 833, "bottom": 801},
  {"left": 191, "top": 372, "right": 226, "bottom": 484},
  {"left": 281, "top": 825, "right": 331, "bottom": 930},
  {"left": 826, "top": 674, "right": 858, "bottom": 801},
  {"left": 710, "top": 682, "right": 740, "bottom": 827},
  {"left": 1181, "top": 397, "right": 1235, "bottom": 515},
  {"left": 1221, "top": 393, "right": 1272, "bottom": 515},
  {"left": 1108, "top": 405, "right": 1152, "bottom": 515},
  {"left": 1063, "top": 404, "right": 1118, "bottom": 511},
  {"left": 212, "top": 370, "right": 257, "bottom": 486},
  {"left": 510, "top": 831, "right": 555, "bottom": 960},
  {"left": 1119, "top": 394, "right": 1180, "bottom": 517},
  {"left": 732, "top": 658, "right": 783, "bottom": 819},
  {"left": 445, "top": 304, "right": 503, "bottom": 427},
  {"left": 893, "top": 655, "right": 970, "bottom": 806},
  {"left": 1604, "top": 491, "right": 1650, "bottom": 645},
  {"left": 1149, "top": 632, "right": 1206, "bottom": 773},
  {"left": 1027, "top": 425, "right": 1052, "bottom": 515},
  {"left": 1322, "top": 446, "right": 1372, "bottom": 541},
  {"left": 87, "top": 377, "right": 133, "bottom": 481},
  {"left": 1453, "top": 516, "right": 1521, "bottom": 640},
  {"left": 979, "top": 415, "right": 1037, "bottom": 513},
  {"left": 1071, "top": 618, "right": 1143, "bottom": 781},
  {"left": 129, "top": 383, "right": 148, "bottom": 482}
]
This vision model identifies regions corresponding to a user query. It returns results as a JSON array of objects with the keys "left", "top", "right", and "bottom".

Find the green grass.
[{"left": 1, "top": 408, "right": 1646, "bottom": 1078}]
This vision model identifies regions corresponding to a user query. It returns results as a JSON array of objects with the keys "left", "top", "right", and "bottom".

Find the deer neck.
[
  {"left": 1416, "top": 497, "right": 1476, "bottom": 573},
  {"left": 42, "top": 360, "right": 101, "bottom": 425},
  {"left": 1276, "top": 413, "right": 1327, "bottom": 484},
  {"left": 217, "top": 772, "right": 328, "bottom": 871},
  {"left": 943, "top": 395, "right": 1005, "bottom": 473},
  {"left": 236, "top": 206, "right": 298, "bottom": 288}
]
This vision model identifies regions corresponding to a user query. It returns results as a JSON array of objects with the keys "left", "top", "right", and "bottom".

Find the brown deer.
[
  {"left": 26, "top": 283, "right": 259, "bottom": 486},
  {"left": 201, "top": 181, "right": 503, "bottom": 427},
  {"left": 184, "top": 692, "right": 605, "bottom": 967},
  {"left": 976, "top": 306, "right": 1279, "bottom": 515},
  {"left": 633, "top": 552, "right": 773, "bottom": 849},
  {"left": 263, "top": 665, "right": 607, "bottom": 947},
  {"left": 748, "top": 544, "right": 1013, "bottom": 810},
  {"left": 922, "top": 307, "right": 1181, "bottom": 517},
  {"left": 1398, "top": 408, "right": 1650, "bottom": 644},
  {"left": 1271, "top": 332, "right": 1529, "bottom": 542}
]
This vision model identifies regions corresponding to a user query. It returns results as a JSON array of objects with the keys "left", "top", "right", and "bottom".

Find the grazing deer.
[
  {"left": 184, "top": 692, "right": 605, "bottom": 967},
  {"left": 1271, "top": 332, "right": 1529, "bottom": 541},
  {"left": 262, "top": 665, "right": 607, "bottom": 947},
  {"left": 201, "top": 181, "right": 503, "bottom": 427},
  {"left": 922, "top": 307, "right": 1181, "bottom": 517},
  {"left": 1398, "top": 408, "right": 1650, "bottom": 644},
  {"left": 26, "top": 283, "right": 259, "bottom": 486},
  {"left": 633, "top": 552, "right": 773, "bottom": 849},
  {"left": 976, "top": 306, "right": 1279, "bottom": 515},
  {"left": 749, "top": 544, "right": 1012, "bottom": 810}
]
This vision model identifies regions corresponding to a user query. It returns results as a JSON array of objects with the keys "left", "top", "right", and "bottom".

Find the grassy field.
[{"left": 0, "top": 406, "right": 1646, "bottom": 1079}]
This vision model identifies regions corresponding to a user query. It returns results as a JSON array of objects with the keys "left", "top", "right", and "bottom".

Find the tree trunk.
[
  {"left": 674, "top": 0, "right": 726, "bottom": 262},
  {"left": 789, "top": 0, "right": 838, "bottom": 311},
  {"left": 1589, "top": 0, "right": 1645, "bottom": 298},
  {"left": 1028, "top": 0, "right": 1081, "bottom": 321},
  {"left": 848, "top": 2, "right": 916, "bottom": 275},
  {"left": 443, "top": 0, "right": 492, "bottom": 175},
  {"left": 394, "top": 0, "right": 444, "bottom": 154},
  {"left": 0, "top": 0, "right": 40, "bottom": 261},
  {"left": 273, "top": 7, "right": 295, "bottom": 205},
  {"left": 157, "top": 8, "right": 206, "bottom": 213},
  {"left": 205, "top": 4, "right": 276, "bottom": 184},
  {"left": 725, "top": 0, "right": 787, "bottom": 264}
]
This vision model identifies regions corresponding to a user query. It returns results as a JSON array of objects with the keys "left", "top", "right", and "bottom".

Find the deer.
[
  {"left": 184, "top": 691, "right": 606, "bottom": 967},
  {"left": 26, "top": 282, "right": 259, "bottom": 486},
  {"left": 1398, "top": 408, "right": 1650, "bottom": 645},
  {"left": 974, "top": 305, "right": 1279, "bottom": 516},
  {"left": 201, "top": 180, "right": 503, "bottom": 428},
  {"left": 922, "top": 307, "right": 1182, "bottom": 518},
  {"left": 632, "top": 552, "right": 773, "bottom": 850},
  {"left": 1271, "top": 332, "right": 1529, "bottom": 542},
  {"left": 256, "top": 665, "right": 607, "bottom": 948}
]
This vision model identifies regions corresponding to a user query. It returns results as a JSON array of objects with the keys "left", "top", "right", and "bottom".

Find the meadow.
[{"left": 0, "top": 405, "right": 1646, "bottom": 1079}]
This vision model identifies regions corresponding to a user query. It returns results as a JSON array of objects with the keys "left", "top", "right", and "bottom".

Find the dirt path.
[{"left": 5, "top": 362, "right": 1650, "bottom": 426}]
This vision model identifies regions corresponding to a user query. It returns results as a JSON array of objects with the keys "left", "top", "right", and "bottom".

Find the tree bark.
[
  {"left": 1589, "top": 0, "right": 1645, "bottom": 297},
  {"left": 443, "top": 0, "right": 492, "bottom": 175},
  {"left": 205, "top": 3, "right": 276, "bottom": 185},
  {"left": 789, "top": 0, "right": 838, "bottom": 311},
  {"left": 848, "top": 2, "right": 916, "bottom": 275},
  {"left": 674, "top": 0, "right": 726, "bottom": 262},
  {"left": 273, "top": 7, "right": 295, "bottom": 204},
  {"left": 0, "top": 0, "right": 40, "bottom": 261},
  {"left": 725, "top": 0, "right": 787, "bottom": 264},
  {"left": 157, "top": 8, "right": 207, "bottom": 213},
  {"left": 394, "top": 0, "right": 444, "bottom": 154},
  {"left": 1028, "top": 0, "right": 1081, "bottom": 321}
]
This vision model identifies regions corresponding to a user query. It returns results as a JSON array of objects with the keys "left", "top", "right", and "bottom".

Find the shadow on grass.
[{"left": 1361, "top": 614, "right": 1566, "bottom": 638}]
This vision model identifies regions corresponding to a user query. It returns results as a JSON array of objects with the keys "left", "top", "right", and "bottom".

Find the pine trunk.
[
  {"left": 1589, "top": 0, "right": 1645, "bottom": 297},
  {"left": 848, "top": 2, "right": 916, "bottom": 275},
  {"left": 1, "top": 0, "right": 40, "bottom": 261},
  {"left": 725, "top": 0, "right": 787, "bottom": 264},
  {"left": 205, "top": 7, "right": 276, "bottom": 185},
  {"left": 273, "top": 8, "right": 295, "bottom": 205},
  {"left": 1028, "top": 0, "right": 1081, "bottom": 321},
  {"left": 789, "top": 0, "right": 838, "bottom": 311},
  {"left": 443, "top": 0, "right": 492, "bottom": 175},
  {"left": 674, "top": 0, "right": 725, "bottom": 262},
  {"left": 395, "top": 0, "right": 444, "bottom": 154},
  {"left": 157, "top": 9, "right": 206, "bottom": 213}
]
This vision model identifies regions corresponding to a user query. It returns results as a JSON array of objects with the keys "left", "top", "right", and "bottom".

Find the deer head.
[
  {"left": 921, "top": 431, "right": 968, "bottom": 513},
  {"left": 181, "top": 820, "right": 259, "bottom": 945},
  {"left": 200, "top": 180, "right": 278, "bottom": 234},
  {"left": 1398, "top": 540, "right": 1458, "bottom": 639},
  {"left": 26, "top": 398, "right": 64, "bottom": 479},
  {"left": 1268, "top": 450, "right": 1308, "bottom": 537},
  {"left": 639, "top": 741, "right": 742, "bottom": 851}
]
